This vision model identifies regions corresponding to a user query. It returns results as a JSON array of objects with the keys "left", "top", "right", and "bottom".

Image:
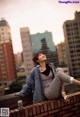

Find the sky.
[{"left": 0, "top": 0, "right": 80, "bottom": 53}]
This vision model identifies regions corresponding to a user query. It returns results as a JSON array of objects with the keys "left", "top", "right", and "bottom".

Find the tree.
[{"left": 6, "top": 80, "right": 23, "bottom": 94}]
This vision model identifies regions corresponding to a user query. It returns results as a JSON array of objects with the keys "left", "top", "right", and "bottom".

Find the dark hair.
[
  {"left": 32, "top": 52, "right": 40, "bottom": 64},
  {"left": 33, "top": 51, "right": 44, "bottom": 64}
]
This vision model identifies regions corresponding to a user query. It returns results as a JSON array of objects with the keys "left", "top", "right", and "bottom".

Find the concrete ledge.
[{"left": 0, "top": 93, "right": 33, "bottom": 109}]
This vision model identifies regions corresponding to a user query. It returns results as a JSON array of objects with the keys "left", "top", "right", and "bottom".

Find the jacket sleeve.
[
  {"left": 17, "top": 69, "right": 35, "bottom": 97},
  {"left": 49, "top": 63, "right": 56, "bottom": 76}
]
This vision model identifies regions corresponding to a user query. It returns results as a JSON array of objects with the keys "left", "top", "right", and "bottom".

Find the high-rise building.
[
  {"left": 20, "top": 27, "right": 34, "bottom": 78},
  {"left": 31, "top": 31, "right": 58, "bottom": 67},
  {"left": 0, "top": 18, "right": 17, "bottom": 86},
  {"left": 14, "top": 52, "right": 23, "bottom": 67},
  {"left": 63, "top": 11, "right": 80, "bottom": 78},
  {"left": 57, "top": 42, "right": 67, "bottom": 67}
]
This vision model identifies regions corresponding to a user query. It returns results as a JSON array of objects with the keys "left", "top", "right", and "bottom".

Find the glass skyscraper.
[{"left": 31, "top": 31, "right": 58, "bottom": 67}]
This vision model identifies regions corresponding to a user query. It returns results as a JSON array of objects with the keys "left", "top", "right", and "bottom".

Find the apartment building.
[
  {"left": 0, "top": 18, "right": 17, "bottom": 87},
  {"left": 57, "top": 42, "right": 67, "bottom": 67},
  {"left": 63, "top": 11, "right": 80, "bottom": 78},
  {"left": 20, "top": 27, "right": 34, "bottom": 78}
]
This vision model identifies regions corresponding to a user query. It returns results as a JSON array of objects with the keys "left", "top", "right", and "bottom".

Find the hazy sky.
[{"left": 0, "top": 0, "right": 80, "bottom": 53}]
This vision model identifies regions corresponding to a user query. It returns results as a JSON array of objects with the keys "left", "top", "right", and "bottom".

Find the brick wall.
[{"left": 10, "top": 93, "right": 80, "bottom": 117}]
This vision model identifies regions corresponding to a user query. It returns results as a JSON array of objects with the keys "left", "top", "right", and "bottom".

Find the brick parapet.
[{"left": 10, "top": 93, "right": 80, "bottom": 117}]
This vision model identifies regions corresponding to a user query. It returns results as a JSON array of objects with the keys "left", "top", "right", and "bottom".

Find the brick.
[
  {"left": 70, "top": 97, "right": 74, "bottom": 104},
  {"left": 36, "top": 105, "right": 41, "bottom": 114},
  {"left": 47, "top": 102, "right": 52, "bottom": 111},
  {"left": 10, "top": 110, "right": 14, "bottom": 117},
  {"left": 77, "top": 114, "right": 80, "bottom": 117},
  {"left": 62, "top": 105, "right": 73, "bottom": 110},
  {"left": 76, "top": 115, "right": 80, "bottom": 117},
  {"left": 76, "top": 95, "right": 80, "bottom": 102},
  {"left": 11, "top": 113, "right": 17, "bottom": 117},
  {"left": 34, "top": 115, "right": 41, "bottom": 117},
  {"left": 28, "top": 107, "right": 33, "bottom": 116},
  {"left": 75, "top": 110, "right": 80, "bottom": 114},
  {"left": 25, "top": 108, "right": 29, "bottom": 117},
  {"left": 10, "top": 110, "right": 17, "bottom": 117},
  {"left": 58, "top": 110, "right": 69, "bottom": 115},
  {"left": 73, "top": 95, "right": 77, "bottom": 103},
  {"left": 10, "top": 113, "right": 13, "bottom": 117},
  {"left": 40, "top": 112, "right": 49, "bottom": 116},
  {"left": 58, "top": 110, "right": 69, "bottom": 116},
  {"left": 67, "top": 98, "right": 71, "bottom": 104},
  {"left": 60, "top": 99, "right": 65, "bottom": 106},
  {"left": 78, "top": 105, "right": 80, "bottom": 109},
  {"left": 37, "top": 102, "right": 44, "bottom": 106},
  {"left": 48, "top": 115, "right": 56, "bottom": 117},
  {"left": 57, "top": 100, "right": 61, "bottom": 108},
  {"left": 64, "top": 101, "right": 69, "bottom": 106},
  {"left": 50, "top": 101, "right": 55, "bottom": 109},
  {"left": 43, "top": 103, "right": 48, "bottom": 112},
  {"left": 40, "top": 104, "right": 44, "bottom": 113},
  {"left": 32, "top": 106, "right": 37, "bottom": 115},
  {"left": 70, "top": 106, "right": 79, "bottom": 111},
  {"left": 35, "top": 112, "right": 48, "bottom": 117},
  {"left": 74, "top": 102, "right": 80, "bottom": 106},
  {"left": 49, "top": 108, "right": 61, "bottom": 114},
  {"left": 16, "top": 111, "right": 21, "bottom": 117},
  {"left": 54, "top": 101, "right": 58, "bottom": 109},
  {"left": 63, "top": 112, "right": 74, "bottom": 117},
  {"left": 71, "top": 115, "right": 79, "bottom": 117},
  {"left": 14, "top": 109, "right": 19, "bottom": 112},
  {"left": 20, "top": 110, "right": 25, "bottom": 117},
  {"left": 13, "top": 109, "right": 19, "bottom": 117}
]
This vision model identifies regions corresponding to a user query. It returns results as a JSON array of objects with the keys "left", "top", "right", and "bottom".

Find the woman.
[{"left": 17, "top": 52, "right": 80, "bottom": 104}]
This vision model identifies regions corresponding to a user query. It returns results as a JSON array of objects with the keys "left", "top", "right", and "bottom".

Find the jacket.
[{"left": 18, "top": 63, "right": 56, "bottom": 104}]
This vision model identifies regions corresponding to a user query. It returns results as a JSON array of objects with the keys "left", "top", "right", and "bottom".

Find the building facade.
[
  {"left": 0, "top": 18, "right": 17, "bottom": 86},
  {"left": 63, "top": 11, "right": 80, "bottom": 78},
  {"left": 31, "top": 31, "right": 58, "bottom": 67},
  {"left": 57, "top": 42, "right": 67, "bottom": 67},
  {"left": 20, "top": 27, "right": 34, "bottom": 78},
  {"left": 14, "top": 52, "right": 23, "bottom": 68}
]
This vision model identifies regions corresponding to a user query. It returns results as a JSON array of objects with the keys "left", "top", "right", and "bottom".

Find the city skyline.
[{"left": 0, "top": 0, "right": 80, "bottom": 53}]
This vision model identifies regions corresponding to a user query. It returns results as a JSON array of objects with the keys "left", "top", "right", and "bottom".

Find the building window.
[
  {"left": 73, "top": 22, "right": 78, "bottom": 27},
  {"left": 66, "top": 24, "right": 70, "bottom": 27}
]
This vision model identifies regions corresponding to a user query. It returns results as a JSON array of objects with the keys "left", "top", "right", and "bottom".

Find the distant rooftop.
[
  {"left": 0, "top": 18, "right": 9, "bottom": 27},
  {"left": 63, "top": 10, "right": 80, "bottom": 25},
  {"left": 75, "top": 11, "right": 80, "bottom": 20}
]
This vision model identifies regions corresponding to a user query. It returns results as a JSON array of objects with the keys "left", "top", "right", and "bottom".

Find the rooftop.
[
  {"left": 0, "top": 18, "right": 9, "bottom": 27},
  {"left": 0, "top": 89, "right": 80, "bottom": 117}
]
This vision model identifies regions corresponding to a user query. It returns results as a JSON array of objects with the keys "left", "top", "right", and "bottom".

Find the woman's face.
[{"left": 37, "top": 53, "right": 47, "bottom": 63}]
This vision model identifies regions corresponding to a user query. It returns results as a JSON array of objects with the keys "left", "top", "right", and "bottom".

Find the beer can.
[{"left": 18, "top": 100, "right": 23, "bottom": 110}]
